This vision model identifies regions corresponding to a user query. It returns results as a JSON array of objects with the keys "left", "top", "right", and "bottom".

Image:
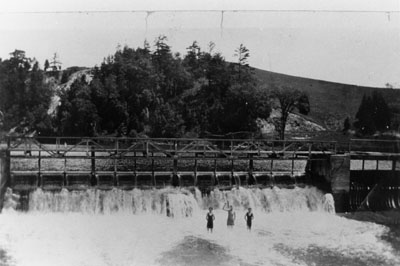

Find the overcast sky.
[{"left": 0, "top": 0, "right": 399, "bottom": 88}]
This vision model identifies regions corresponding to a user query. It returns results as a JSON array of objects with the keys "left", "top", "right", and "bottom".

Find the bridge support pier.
[
  {"left": 309, "top": 154, "right": 350, "bottom": 212},
  {"left": 329, "top": 154, "right": 350, "bottom": 213}
]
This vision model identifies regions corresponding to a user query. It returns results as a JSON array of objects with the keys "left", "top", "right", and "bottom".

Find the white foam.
[{"left": 0, "top": 187, "right": 398, "bottom": 266}]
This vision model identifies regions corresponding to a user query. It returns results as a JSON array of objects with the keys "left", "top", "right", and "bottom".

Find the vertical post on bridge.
[
  {"left": 270, "top": 159, "right": 274, "bottom": 185},
  {"left": 194, "top": 152, "right": 198, "bottom": 186},
  {"left": 173, "top": 140, "right": 179, "bottom": 186},
  {"left": 213, "top": 153, "right": 217, "bottom": 187},
  {"left": 291, "top": 156, "right": 295, "bottom": 177},
  {"left": 114, "top": 139, "right": 118, "bottom": 186},
  {"left": 231, "top": 156, "right": 234, "bottom": 186},
  {"left": 151, "top": 151, "right": 155, "bottom": 187},
  {"left": 38, "top": 151, "right": 41, "bottom": 187},
  {"left": 91, "top": 145, "right": 96, "bottom": 186},
  {"left": 230, "top": 140, "right": 234, "bottom": 186},
  {"left": 248, "top": 153, "right": 254, "bottom": 185},
  {"left": 63, "top": 149, "right": 67, "bottom": 187},
  {"left": 133, "top": 150, "right": 137, "bottom": 187},
  {"left": 0, "top": 149, "right": 10, "bottom": 212},
  {"left": 173, "top": 156, "right": 179, "bottom": 187}
]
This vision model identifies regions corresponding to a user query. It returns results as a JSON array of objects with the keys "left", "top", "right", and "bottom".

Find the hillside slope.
[
  {"left": 254, "top": 69, "right": 400, "bottom": 130},
  {"left": 54, "top": 67, "right": 400, "bottom": 134}
]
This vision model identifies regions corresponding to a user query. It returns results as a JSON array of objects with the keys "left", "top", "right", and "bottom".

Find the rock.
[{"left": 259, "top": 108, "right": 326, "bottom": 137}]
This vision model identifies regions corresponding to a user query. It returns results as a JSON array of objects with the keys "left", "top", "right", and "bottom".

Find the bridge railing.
[
  {"left": 3, "top": 136, "right": 338, "bottom": 158},
  {"left": 4, "top": 136, "right": 400, "bottom": 156},
  {"left": 349, "top": 139, "right": 399, "bottom": 154}
]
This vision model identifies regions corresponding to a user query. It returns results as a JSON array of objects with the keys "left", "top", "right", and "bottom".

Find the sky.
[{"left": 0, "top": 0, "right": 399, "bottom": 88}]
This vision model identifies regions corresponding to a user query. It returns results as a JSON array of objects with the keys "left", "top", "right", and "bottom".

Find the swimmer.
[
  {"left": 206, "top": 207, "right": 215, "bottom": 233},
  {"left": 244, "top": 208, "right": 254, "bottom": 231},
  {"left": 223, "top": 201, "right": 235, "bottom": 228}
]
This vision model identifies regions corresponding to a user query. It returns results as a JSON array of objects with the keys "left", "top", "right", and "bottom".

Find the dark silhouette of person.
[
  {"left": 206, "top": 207, "right": 215, "bottom": 233},
  {"left": 244, "top": 208, "right": 254, "bottom": 230}
]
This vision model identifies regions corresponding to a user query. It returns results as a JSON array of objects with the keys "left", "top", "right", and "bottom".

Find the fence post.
[
  {"left": 249, "top": 153, "right": 253, "bottom": 179},
  {"left": 91, "top": 145, "right": 97, "bottom": 186},
  {"left": 0, "top": 149, "right": 10, "bottom": 212},
  {"left": 38, "top": 151, "right": 41, "bottom": 187}
]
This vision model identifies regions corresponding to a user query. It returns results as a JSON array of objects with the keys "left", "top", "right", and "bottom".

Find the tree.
[
  {"left": 343, "top": 117, "right": 350, "bottom": 133},
  {"left": 152, "top": 35, "right": 171, "bottom": 72},
  {"left": 9, "top": 49, "right": 27, "bottom": 62},
  {"left": 55, "top": 76, "right": 99, "bottom": 136},
  {"left": 221, "top": 84, "right": 271, "bottom": 134},
  {"left": 371, "top": 91, "right": 391, "bottom": 131},
  {"left": 271, "top": 86, "right": 310, "bottom": 140},
  {"left": 0, "top": 50, "right": 53, "bottom": 134},
  {"left": 354, "top": 95, "right": 373, "bottom": 134},
  {"left": 44, "top": 59, "right": 50, "bottom": 71},
  {"left": 208, "top": 41, "right": 215, "bottom": 54},
  {"left": 183, "top": 41, "right": 202, "bottom": 79},
  {"left": 50, "top": 53, "right": 62, "bottom": 71},
  {"left": 53, "top": 40, "right": 270, "bottom": 138},
  {"left": 233, "top": 44, "right": 250, "bottom": 83},
  {"left": 354, "top": 92, "right": 391, "bottom": 135}
]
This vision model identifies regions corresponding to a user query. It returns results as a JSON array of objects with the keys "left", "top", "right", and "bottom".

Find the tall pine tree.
[{"left": 354, "top": 92, "right": 391, "bottom": 135}]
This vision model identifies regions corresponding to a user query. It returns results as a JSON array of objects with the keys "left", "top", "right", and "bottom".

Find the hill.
[{"left": 254, "top": 69, "right": 400, "bottom": 131}]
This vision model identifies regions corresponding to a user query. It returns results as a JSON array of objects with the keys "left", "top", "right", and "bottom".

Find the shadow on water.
[
  {"left": 0, "top": 248, "right": 12, "bottom": 266},
  {"left": 274, "top": 243, "right": 396, "bottom": 266},
  {"left": 157, "top": 236, "right": 254, "bottom": 266}
]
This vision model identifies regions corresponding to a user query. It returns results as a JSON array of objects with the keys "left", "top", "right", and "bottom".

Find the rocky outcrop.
[
  {"left": 259, "top": 109, "right": 326, "bottom": 137},
  {"left": 47, "top": 69, "right": 93, "bottom": 116}
]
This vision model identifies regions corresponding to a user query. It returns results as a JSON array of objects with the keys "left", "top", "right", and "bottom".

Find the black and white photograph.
[{"left": 0, "top": 1, "right": 399, "bottom": 265}]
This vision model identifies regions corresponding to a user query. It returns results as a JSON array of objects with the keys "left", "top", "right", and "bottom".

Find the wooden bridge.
[
  {"left": 0, "top": 136, "right": 399, "bottom": 212},
  {"left": 1, "top": 136, "right": 338, "bottom": 190}
]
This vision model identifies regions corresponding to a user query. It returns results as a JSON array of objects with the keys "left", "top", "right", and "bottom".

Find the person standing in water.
[
  {"left": 223, "top": 202, "right": 235, "bottom": 228},
  {"left": 244, "top": 208, "right": 254, "bottom": 231},
  {"left": 206, "top": 207, "right": 215, "bottom": 233}
]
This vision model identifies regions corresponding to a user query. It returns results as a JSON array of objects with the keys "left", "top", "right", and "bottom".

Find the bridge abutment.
[
  {"left": 329, "top": 154, "right": 350, "bottom": 213},
  {"left": 308, "top": 154, "right": 350, "bottom": 212}
]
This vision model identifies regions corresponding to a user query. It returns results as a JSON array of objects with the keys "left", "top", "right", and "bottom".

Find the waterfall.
[
  {"left": 3, "top": 187, "right": 397, "bottom": 266},
  {"left": 201, "top": 186, "right": 334, "bottom": 213},
  {"left": 25, "top": 186, "right": 335, "bottom": 215}
]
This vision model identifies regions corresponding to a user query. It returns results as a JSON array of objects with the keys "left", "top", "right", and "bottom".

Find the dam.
[
  {"left": 0, "top": 136, "right": 399, "bottom": 212},
  {"left": 0, "top": 136, "right": 399, "bottom": 266}
]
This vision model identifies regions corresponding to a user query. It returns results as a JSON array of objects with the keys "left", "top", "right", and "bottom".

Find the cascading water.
[
  {"left": 0, "top": 186, "right": 398, "bottom": 266},
  {"left": 28, "top": 187, "right": 199, "bottom": 217},
  {"left": 26, "top": 186, "right": 333, "bottom": 216}
]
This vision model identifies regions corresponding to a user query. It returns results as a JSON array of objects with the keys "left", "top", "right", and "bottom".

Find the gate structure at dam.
[{"left": 0, "top": 136, "right": 399, "bottom": 212}]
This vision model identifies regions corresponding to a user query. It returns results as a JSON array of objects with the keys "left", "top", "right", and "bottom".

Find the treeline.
[
  {"left": 55, "top": 38, "right": 271, "bottom": 137},
  {"left": 0, "top": 38, "right": 272, "bottom": 138},
  {"left": 0, "top": 37, "right": 393, "bottom": 139}
]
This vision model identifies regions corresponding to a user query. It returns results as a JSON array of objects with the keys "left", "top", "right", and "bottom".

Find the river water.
[{"left": 0, "top": 186, "right": 399, "bottom": 266}]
